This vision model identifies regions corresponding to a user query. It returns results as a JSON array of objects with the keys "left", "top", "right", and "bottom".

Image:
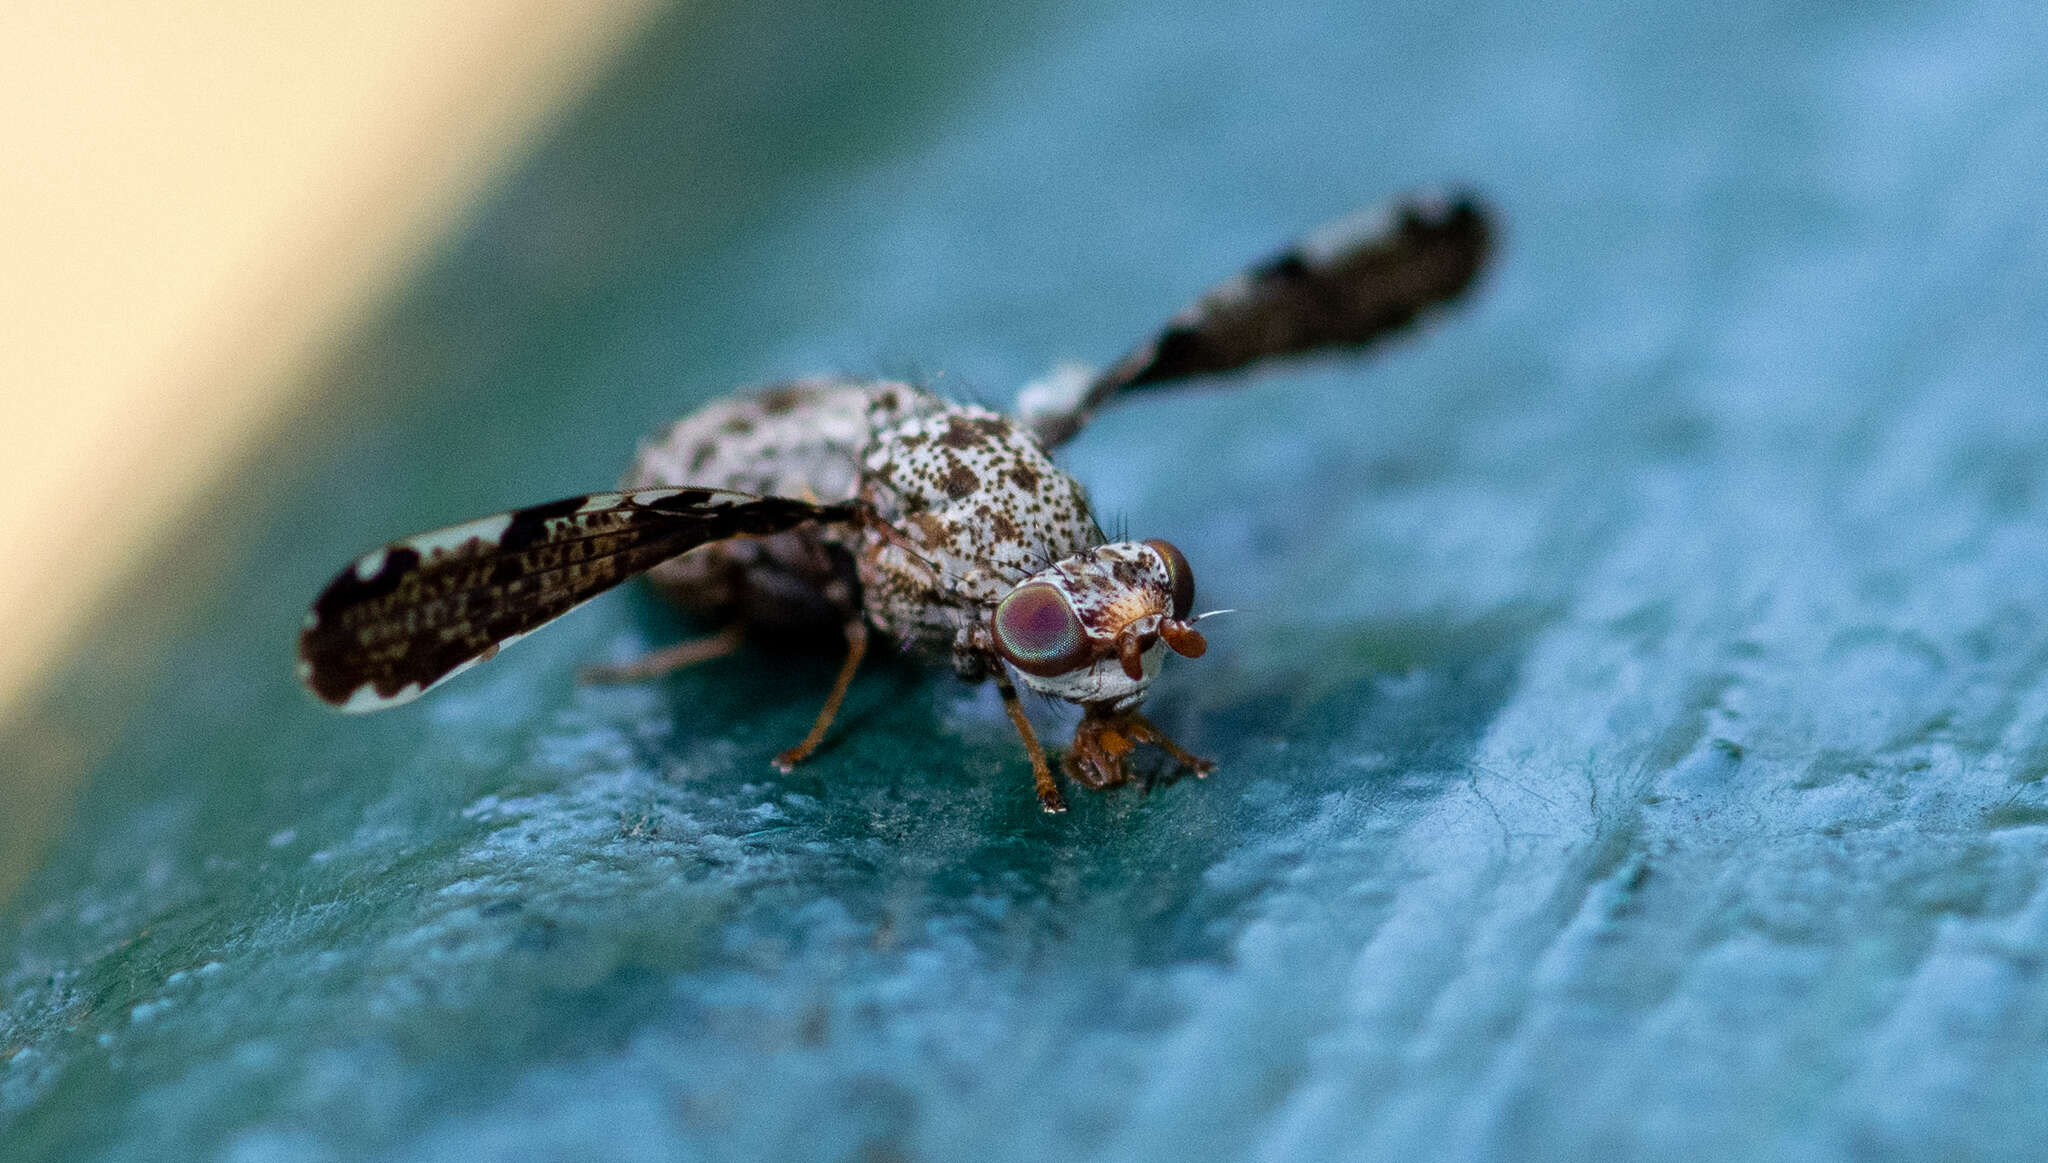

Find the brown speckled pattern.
[
  {"left": 622, "top": 379, "right": 921, "bottom": 631},
  {"left": 858, "top": 402, "right": 1103, "bottom": 661},
  {"left": 623, "top": 380, "right": 1105, "bottom": 666}
]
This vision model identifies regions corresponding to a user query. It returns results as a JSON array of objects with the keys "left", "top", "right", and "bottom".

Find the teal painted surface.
[{"left": 8, "top": 0, "right": 2048, "bottom": 1158}]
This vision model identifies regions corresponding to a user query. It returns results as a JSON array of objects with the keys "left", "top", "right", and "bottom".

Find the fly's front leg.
[
  {"left": 993, "top": 670, "right": 1066, "bottom": 812},
  {"left": 1066, "top": 704, "right": 1213, "bottom": 790},
  {"left": 1121, "top": 711, "right": 1215, "bottom": 776}
]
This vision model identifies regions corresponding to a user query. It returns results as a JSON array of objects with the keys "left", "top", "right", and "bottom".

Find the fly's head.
[{"left": 988, "top": 539, "right": 1207, "bottom": 710}]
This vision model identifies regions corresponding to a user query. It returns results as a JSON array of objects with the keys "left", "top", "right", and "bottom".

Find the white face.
[
  {"left": 988, "top": 540, "right": 1205, "bottom": 710},
  {"left": 1017, "top": 634, "right": 1166, "bottom": 709}
]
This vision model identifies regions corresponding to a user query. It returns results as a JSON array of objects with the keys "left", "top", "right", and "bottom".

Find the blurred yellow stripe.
[{"left": 0, "top": 1, "right": 664, "bottom": 722}]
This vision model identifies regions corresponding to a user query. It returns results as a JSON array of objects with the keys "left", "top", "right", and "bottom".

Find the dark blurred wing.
[
  {"left": 1023, "top": 193, "right": 1494, "bottom": 447},
  {"left": 297, "top": 488, "right": 858, "bottom": 711}
]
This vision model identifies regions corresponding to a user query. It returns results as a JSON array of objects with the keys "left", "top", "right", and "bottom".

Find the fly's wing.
[
  {"left": 1020, "top": 193, "right": 1494, "bottom": 447},
  {"left": 298, "top": 488, "right": 858, "bottom": 711}
]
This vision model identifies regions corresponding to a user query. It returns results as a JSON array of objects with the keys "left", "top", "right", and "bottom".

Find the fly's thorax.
[
  {"left": 987, "top": 540, "right": 1207, "bottom": 708},
  {"left": 857, "top": 401, "right": 1102, "bottom": 608}
]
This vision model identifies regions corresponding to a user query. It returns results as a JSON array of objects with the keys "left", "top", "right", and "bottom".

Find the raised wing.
[
  {"left": 298, "top": 488, "right": 858, "bottom": 711},
  {"left": 1020, "top": 193, "right": 1494, "bottom": 447}
]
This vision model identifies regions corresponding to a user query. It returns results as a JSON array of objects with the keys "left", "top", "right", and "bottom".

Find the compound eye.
[
  {"left": 1144, "top": 539, "right": 1195, "bottom": 619},
  {"left": 992, "top": 583, "right": 1093, "bottom": 677}
]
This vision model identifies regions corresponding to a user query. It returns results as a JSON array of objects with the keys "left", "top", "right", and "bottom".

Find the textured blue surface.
[{"left": 9, "top": 0, "right": 2048, "bottom": 1159}]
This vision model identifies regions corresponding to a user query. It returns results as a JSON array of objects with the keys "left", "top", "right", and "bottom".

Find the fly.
[{"left": 297, "top": 193, "right": 1494, "bottom": 811}]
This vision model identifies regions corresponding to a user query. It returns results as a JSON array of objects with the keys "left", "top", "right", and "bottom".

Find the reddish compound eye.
[
  {"left": 1144, "top": 539, "right": 1195, "bottom": 619},
  {"left": 992, "top": 583, "right": 1093, "bottom": 677}
]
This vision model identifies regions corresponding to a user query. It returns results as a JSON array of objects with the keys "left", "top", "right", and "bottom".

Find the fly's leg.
[
  {"left": 1064, "top": 713, "right": 1135, "bottom": 790},
  {"left": 1121, "top": 711, "right": 1215, "bottom": 777},
  {"left": 580, "top": 625, "right": 747, "bottom": 683},
  {"left": 773, "top": 619, "right": 869, "bottom": 772},
  {"left": 1065, "top": 705, "right": 1213, "bottom": 790},
  {"left": 994, "top": 671, "right": 1066, "bottom": 812}
]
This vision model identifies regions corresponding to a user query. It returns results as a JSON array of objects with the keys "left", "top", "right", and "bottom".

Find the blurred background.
[
  {"left": 0, "top": 1, "right": 660, "bottom": 890},
  {"left": 7, "top": 1, "right": 2048, "bottom": 1159}
]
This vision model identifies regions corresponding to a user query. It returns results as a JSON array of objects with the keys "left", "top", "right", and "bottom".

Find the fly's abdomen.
[{"left": 622, "top": 378, "right": 925, "bottom": 631}]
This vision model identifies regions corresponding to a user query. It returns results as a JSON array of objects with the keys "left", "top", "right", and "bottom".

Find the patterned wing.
[
  {"left": 298, "top": 488, "right": 858, "bottom": 711},
  {"left": 1020, "top": 193, "right": 1494, "bottom": 447}
]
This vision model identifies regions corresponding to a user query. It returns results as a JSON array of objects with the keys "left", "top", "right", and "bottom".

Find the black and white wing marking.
[
  {"left": 1020, "top": 193, "right": 1495, "bottom": 447},
  {"left": 298, "top": 488, "right": 858, "bottom": 711}
]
